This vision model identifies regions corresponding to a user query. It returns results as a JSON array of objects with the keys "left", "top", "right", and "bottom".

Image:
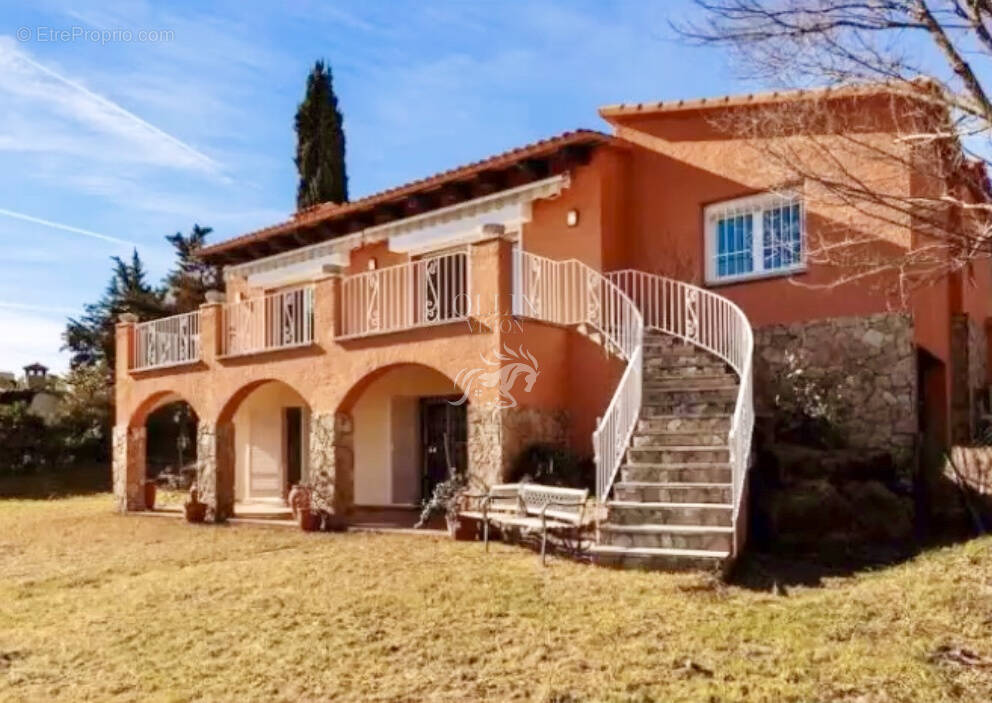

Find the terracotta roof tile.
[{"left": 200, "top": 129, "right": 620, "bottom": 259}]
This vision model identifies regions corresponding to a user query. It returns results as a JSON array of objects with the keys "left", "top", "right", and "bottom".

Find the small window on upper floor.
[{"left": 704, "top": 191, "right": 805, "bottom": 285}]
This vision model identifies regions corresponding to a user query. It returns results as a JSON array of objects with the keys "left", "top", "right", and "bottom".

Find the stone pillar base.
[
  {"left": 112, "top": 425, "right": 146, "bottom": 512},
  {"left": 197, "top": 423, "right": 235, "bottom": 522},
  {"left": 309, "top": 412, "right": 354, "bottom": 522}
]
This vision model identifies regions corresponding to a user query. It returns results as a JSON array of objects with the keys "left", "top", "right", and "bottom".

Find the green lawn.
[{"left": 0, "top": 495, "right": 990, "bottom": 702}]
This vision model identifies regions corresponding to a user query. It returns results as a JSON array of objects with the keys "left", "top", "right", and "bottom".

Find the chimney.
[{"left": 23, "top": 363, "right": 48, "bottom": 391}]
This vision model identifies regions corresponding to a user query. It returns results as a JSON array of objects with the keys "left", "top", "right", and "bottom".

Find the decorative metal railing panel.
[
  {"left": 221, "top": 286, "right": 315, "bottom": 357},
  {"left": 338, "top": 251, "right": 469, "bottom": 339},
  {"left": 607, "top": 270, "right": 754, "bottom": 556},
  {"left": 512, "top": 250, "right": 644, "bottom": 503},
  {"left": 131, "top": 311, "right": 201, "bottom": 371}
]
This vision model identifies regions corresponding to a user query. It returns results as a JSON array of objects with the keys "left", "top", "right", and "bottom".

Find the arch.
[
  {"left": 335, "top": 361, "right": 467, "bottom": 415},
  {"left": 129, "top": 390, "right": 203, "bottom": 429},
  {"left": 216, "top": 377, "right": 313, "bottom": 426},
  {"left": 334, "top": 362, "right": 468, "bottom": 516},
  {"left": 211, "top": 378, "right": 314, "bottom": 513}
]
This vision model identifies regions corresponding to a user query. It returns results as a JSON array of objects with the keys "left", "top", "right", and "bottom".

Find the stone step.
[
  {"left": 621, "top": 462, "right": 732, "bottom": 484},
  {"left": 644, "top": 350, "right": 724, "bottom": 366},
  {"left": 627, "top": 445, "right": 730, "bottom": 464},
  {"left": 643, "top": 375, "right": 737, "bottom": 390},
  {"left": 637, "top": 415, "right": 732, "bottom": 433},
  {"left": 589, "top": 544, "right": 729, "bottom": 571},
  {"left": 613, "top": 481, "right": 732, "bottom": 503},
  {"left": 643, "top": 386, "right": 739, "bottom": 403},
  {"left": 644, "top": 354, "right": 731, "bottom": 376},
  {"left": 607, "top": 500, "right": 734, "bottom": 527},
  {"left": 643, "top": 400, "right": 738, "bottom": 416},
  {"left": 631, "top": 431, "right": 727, "bottom": 447},
  {"left": 598, "top": 523, "right": 734, "bottom": 552}
]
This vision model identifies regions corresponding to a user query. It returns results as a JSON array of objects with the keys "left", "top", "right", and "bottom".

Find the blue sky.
[{"left": 0, "top": 0, "right": 751, "bottom": 373}]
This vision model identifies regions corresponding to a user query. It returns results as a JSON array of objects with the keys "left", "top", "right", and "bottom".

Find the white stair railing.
[
  {"left": 131, "top": 311, "right": 200, "bottom": 371},
  {"left": 338, "top": 250, "right": 470, "bottom": 339},
  {"left": 513, "top": 251, "right": 644, "bottom": 502},
  {"left": 607, "top": 270, "right": 754, "bottom": 555},
  {"left": 221, "top": 285, "right": 315, "bottom": 357}
]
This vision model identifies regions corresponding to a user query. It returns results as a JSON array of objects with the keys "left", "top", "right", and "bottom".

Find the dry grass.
[{"left": 0, "top": 495, "right": 991, "bottom": 702}]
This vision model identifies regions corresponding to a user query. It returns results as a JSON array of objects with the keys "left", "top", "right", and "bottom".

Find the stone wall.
[
  {"left": 753, "top": 312, "right": 917, "bottom": 463},
  {"left": 196, "top": 423, "right": 234, "bottom": 522},
  {"left": 308, "top": 411, "right": 353, "bottom": 526},
  {"left": 111, "top": 425, "right": 145, "bottom": 512},
  {"left": 951, "top": 314, "right": 988, "bottom": 443},
  {"left": 465, "top": 405, "right": 570, "bottom": 488},
  {"left": 500, "top": 406, "right": 570, "bottom": 478}
]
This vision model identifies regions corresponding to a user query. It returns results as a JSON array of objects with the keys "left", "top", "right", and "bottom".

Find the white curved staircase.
[
  {"left": 591, "top": 331, "right": 740, "bottom": 569},
  {"left": 513, "top": 257, "right": 754, "bottom": 571}
]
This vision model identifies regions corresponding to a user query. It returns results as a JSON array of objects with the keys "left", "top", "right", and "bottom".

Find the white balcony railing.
[
  {"left": 131, "top": 311, "right": 201, "bottom": 371},
  {"left": 338, "top": 251, "right": 470, "bottom": 339},
  {"left": 221, "top": 286, "right": 315, "bottom": 357},
  {"left": 607, "top": 270, "right": 754, "bottom": 556},
  {"left": 513, "top": 250, "right": 644, "bottom": 503}
]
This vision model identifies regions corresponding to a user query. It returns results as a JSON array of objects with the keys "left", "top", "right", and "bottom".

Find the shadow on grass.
[{"left": 0, "top": 464, "right": 110, "bottom": 500}]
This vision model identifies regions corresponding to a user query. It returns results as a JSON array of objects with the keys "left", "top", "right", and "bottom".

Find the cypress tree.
[{"left": 294, "top": 60, "right": 348, "bottom": 209}]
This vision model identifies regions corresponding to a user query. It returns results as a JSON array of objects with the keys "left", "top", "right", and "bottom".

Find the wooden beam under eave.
[
  {"left": 437, "top": 182, "right": 471, "bottom": 207},
  {"left": 470, "top": 170, "right": 505, "bottom": 197},
  {"left": 402, "top": 193, "right": 435, "bottom": 216}
]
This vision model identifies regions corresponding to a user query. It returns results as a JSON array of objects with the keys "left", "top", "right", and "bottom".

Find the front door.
[
  {"left": 420, "top": 397, "right": 467, "bottom": 500},
  {"left": 284, "top": 407, "right": 303, "bottom": 496}
]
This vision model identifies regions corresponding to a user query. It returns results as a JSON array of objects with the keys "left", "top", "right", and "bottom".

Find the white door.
[{"left": 247, "top": 408, "right": 283, "bottom": 501}]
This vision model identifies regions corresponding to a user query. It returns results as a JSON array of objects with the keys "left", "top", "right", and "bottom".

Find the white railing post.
[
  {"left": 220, "top": 285, "right": 315, "bottom": 357},
  {"left": 513, "top": 251, "right": 644, "bottom": 504}
]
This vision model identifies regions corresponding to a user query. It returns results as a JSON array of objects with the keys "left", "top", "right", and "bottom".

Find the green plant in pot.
[
  {"left": 289, "top": 477, "right": 338, "bottom": 532},
  {"left": 415, "top": 472, "right": 475, "bottom": 539}
]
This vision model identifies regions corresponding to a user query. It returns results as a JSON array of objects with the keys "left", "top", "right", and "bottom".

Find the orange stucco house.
[{"left": 113, "top": 84, "right": 992, "bottom": 569}]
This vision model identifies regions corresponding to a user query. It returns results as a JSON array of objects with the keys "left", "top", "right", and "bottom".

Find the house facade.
[{"left": 113, "top": 85, "right": 992, "bottom": 569}]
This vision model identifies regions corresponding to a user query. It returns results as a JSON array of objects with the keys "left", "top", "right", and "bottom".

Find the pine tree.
[
  {"left": 295, "top": 59, "right": 348, "bottom": 209},
  {"left": 164, "top": 224, "right": 221, "bottom": 314},
  {"left": 64, "top": 249, "right": 165, "bottom": 371}
]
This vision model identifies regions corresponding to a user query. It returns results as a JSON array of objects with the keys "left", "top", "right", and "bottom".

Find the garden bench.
[{"left": 461, "top": 483, "right": 590, "bottom": 565}]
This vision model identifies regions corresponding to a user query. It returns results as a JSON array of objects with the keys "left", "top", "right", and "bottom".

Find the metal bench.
[{"left": 461, "top": 483, "right": 590, "bottom": 565}]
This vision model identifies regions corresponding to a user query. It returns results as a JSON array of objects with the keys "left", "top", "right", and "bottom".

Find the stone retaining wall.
[
  {"left": 753, "top": 312, "right": 917, "bottom": 463},
  {"left": 951, "top": 314, "right": 988, "bottom": 443}
]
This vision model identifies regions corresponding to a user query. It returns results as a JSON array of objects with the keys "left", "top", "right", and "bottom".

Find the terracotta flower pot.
[
  {"left": 184, "top": 501, "right": 207, "bottom": 523},
  {"left": 143, "top": 482, "right": 157, "bottom": 511},
  {"left": 299, "top": 508, "right": 321, "bottom": 532},
  {"left": 447, "top": 515, "right": 476, "bottom": 541}
]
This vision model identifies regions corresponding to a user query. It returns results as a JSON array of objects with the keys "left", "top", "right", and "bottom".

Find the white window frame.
[{"left": 704, "top": 191, "right": 806, "bottom": 285}]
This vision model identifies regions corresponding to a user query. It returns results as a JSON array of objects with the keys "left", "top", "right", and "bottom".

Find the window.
[{"left": 705, "top": 192, "right": 804, "bottom": 284}]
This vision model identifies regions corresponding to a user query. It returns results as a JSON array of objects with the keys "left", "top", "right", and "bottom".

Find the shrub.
[
  {"left": 509, "top": 443, "right": 594, "bottom": 491},
  {"left": 770, "top": 351, "right": 856, "bottom": 448}
]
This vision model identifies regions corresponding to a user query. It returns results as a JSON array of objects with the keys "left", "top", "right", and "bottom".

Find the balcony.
[
  {"left": 337, "top": 250, "right": 470, "bottom": 339},
  {"left": 220, "top": 285, "right": 315, "bottom": 358},
  {"left": 130, "top": 311, "right": 201, "bottom": 371}
]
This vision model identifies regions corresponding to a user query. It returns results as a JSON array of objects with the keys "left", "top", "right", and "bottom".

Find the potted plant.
[
  {"left": 184, "top": 485, "right": 207, "bottom": 523},
  {"left": 143, "top": 479, "right": 158, "bottom": 511},
  {"left": 415, "top": 473, "right": 475, "bottom": 540},
  {"left": 290, "top": 481, "right": 335, "bottom": 532}
]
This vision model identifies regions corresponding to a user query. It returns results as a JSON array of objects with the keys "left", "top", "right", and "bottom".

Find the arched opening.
[
  {"left": 121, "top": 391, "right": 201, "bottom": 512},
  {"left": 145, "top": 399, "right": 199, "bottom": 508},
  {"left": 217, "top": 380, "right": 311, "bottom": 513},
  {"left": 337, "top": 363, "right": 467, "bottom": 524}
]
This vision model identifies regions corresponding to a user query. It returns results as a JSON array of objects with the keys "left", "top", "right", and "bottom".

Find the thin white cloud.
[
  {"left": 0, "top": 301, "right": 78, "bottom": 315},
  {"left": 0, "top": 207, "right": 136, "bottom": 247},
  {"left": 0, "top": 37, "right": 224, "bottom": 178}
]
